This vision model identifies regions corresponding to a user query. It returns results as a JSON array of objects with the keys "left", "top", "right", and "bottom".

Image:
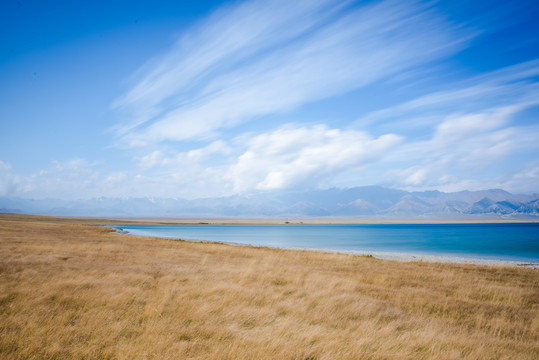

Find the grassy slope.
[{"left": 0, "top": 214, "right": 538, "bottom": 359}]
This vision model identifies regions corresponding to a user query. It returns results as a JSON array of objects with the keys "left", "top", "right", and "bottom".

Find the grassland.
[{"left": 0, "top": 213, "right": 538, "bottom": 359}]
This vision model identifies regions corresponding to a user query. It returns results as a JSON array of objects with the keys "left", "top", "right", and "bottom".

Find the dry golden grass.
[{"left": 0, "top": 213, "right": 538, "bottom": 359}]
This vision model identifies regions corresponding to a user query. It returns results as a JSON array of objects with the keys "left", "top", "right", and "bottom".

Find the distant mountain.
[
  {"left": 517, "top": 199, "right": 539, "bottom": 215},
  {"left": 463, "top": 198, "right": 524, "bottom": 215},
  {"left": 380, "top": 195, "right": 434, "bottom": 215},
  {"left": 1, "top": 186, "right": 538, "bottom": 218}
]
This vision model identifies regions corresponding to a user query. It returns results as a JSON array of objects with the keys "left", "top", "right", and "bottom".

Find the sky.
[{"left": 1, "top": 0, "right": 539, "bottom": 200}]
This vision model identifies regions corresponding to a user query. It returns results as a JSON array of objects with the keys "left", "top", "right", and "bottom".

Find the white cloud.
[
  {"left": 115, "top": 0, "right": 466, "bottom": 146},
  {"left": 5, "top": 158, "right": 218, "bottom": 200},
  {"left": 356, "top": 59, "right": 539, "bottom": 132},
  {"left": 383, "top": 104, "right": 539, "bottom": 191},
  {"left": 104, "top": 172, "right": 128, "bottom": 184},
  {"left": 430, "top": 106, "right": 539, "bottom": 171},
  {"left": 0, "top": 160, "right": 19, "bottom": 196},
  {"left": 229, "top": 125, "right": 401, "bottom": 192},
  {"left": 186, "top": 140, "right": 231, "bottom": 161},
  {"left": 114, "top": 0, "right": 341, "bottom": 122},
  {"left": 127, "top": 99, "right": 538, "bottom": 196},
  {"left": 390, "top": 166, "right": 430, "bottom": 186},
  {"left": 433, "top": 107, "right": 514, "bottom": 147},
  {"left": 136, "top": 140, "right": 232, "bottom": 170},
  {"left": 501, "top": 164, "right": 539, "bottom": 194},
  {"left": 130, "top": 125, "right": 402, "bottom": 196},
  {"left": 345, "top": 57, "right": 539, "bottom": 193},
  {"left": 52, "top": 158, "right": 96, "bottom": 172},
  {"left": 137, "top": 151, "right": 165, "bottom": 170}
]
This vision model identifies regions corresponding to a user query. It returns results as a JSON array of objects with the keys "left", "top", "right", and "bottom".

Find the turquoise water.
[{"left": 111, "top": 223, "right": 539, "bottom": 262}]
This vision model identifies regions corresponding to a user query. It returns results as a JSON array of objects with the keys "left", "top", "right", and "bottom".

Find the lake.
[{"left": 111, "top": 223, "right": 539, "bottom": 263}]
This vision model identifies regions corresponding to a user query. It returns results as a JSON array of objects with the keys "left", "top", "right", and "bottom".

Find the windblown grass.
[{"left": 0, "top": 214, "right": 537, "bottom": 359}]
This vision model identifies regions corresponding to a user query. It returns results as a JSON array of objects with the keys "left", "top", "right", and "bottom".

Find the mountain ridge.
[{"left": 1, "top": 186, "right": 538, "bottom": 218}]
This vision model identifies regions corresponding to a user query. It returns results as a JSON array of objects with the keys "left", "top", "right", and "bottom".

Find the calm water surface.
[{"left": 111, "top": 223, "right": 539, "bottom": 262}]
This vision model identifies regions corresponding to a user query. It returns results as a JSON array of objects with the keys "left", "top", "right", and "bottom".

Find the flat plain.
[{"left": 0, "top": 213, "right": 538, "bottom": 359}]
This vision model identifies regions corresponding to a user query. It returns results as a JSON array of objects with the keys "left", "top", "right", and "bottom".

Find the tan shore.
[
  {"left": 4, "top": 212, "right": 536, "bottom": 225},
  {"left": 98, "top": 217, "right": 539, "bottom": 225},
  {"left": 1, "top": 213, "right": 538, "bottom": 359},
  {"left": 127, "top": 219, "right": 539, "bottom": 226}
]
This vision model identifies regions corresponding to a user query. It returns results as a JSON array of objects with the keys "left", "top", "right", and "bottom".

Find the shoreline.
[
  {"left": 112, "top": 227, "right": 539, "bottom": 269},
  {"left": 107, "top": 217, "right": 539, "bottom": 225},
  {"left": 1, "top": 212, "right": 537, "bottom": 225}
]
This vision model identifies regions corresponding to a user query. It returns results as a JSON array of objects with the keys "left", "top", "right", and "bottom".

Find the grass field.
[{"left": 0, "top": 213, "right": 538, "bottom": 359}]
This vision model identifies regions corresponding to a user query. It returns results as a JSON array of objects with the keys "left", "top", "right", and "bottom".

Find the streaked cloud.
[
  {"left": 115, "top": 0, "right": 467, "bottom": 146},
  {"left": 356, "top": 59, "right": 539, "bottom": 133}
]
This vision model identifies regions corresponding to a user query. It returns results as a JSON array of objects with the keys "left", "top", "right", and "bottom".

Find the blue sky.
[{"left": 1, "top": 0, "right": 539, "bottom": 200}]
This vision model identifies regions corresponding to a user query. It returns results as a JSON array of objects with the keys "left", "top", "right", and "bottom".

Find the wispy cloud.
[
  {"left": 356, "top": 59, "right": 539, "bottom": 133},
  {"left": 114, "top": 0, "right": 341, "bottom": 132},
  {"left": 114, "top": 0, "right": 467, "bottom": 146}
]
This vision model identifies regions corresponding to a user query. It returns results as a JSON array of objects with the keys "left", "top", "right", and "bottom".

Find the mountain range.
[{"left": 1, "top": 186, "right": 538, "bottom": 219}]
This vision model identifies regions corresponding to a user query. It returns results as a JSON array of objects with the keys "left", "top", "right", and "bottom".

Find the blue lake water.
[{"left": 111, "top": 223, "right": 539, "bottom": 262}]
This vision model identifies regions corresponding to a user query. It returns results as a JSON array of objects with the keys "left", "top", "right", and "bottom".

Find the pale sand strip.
[{"left": 279, "top": 247, "right": 539, "bottom": 269}]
